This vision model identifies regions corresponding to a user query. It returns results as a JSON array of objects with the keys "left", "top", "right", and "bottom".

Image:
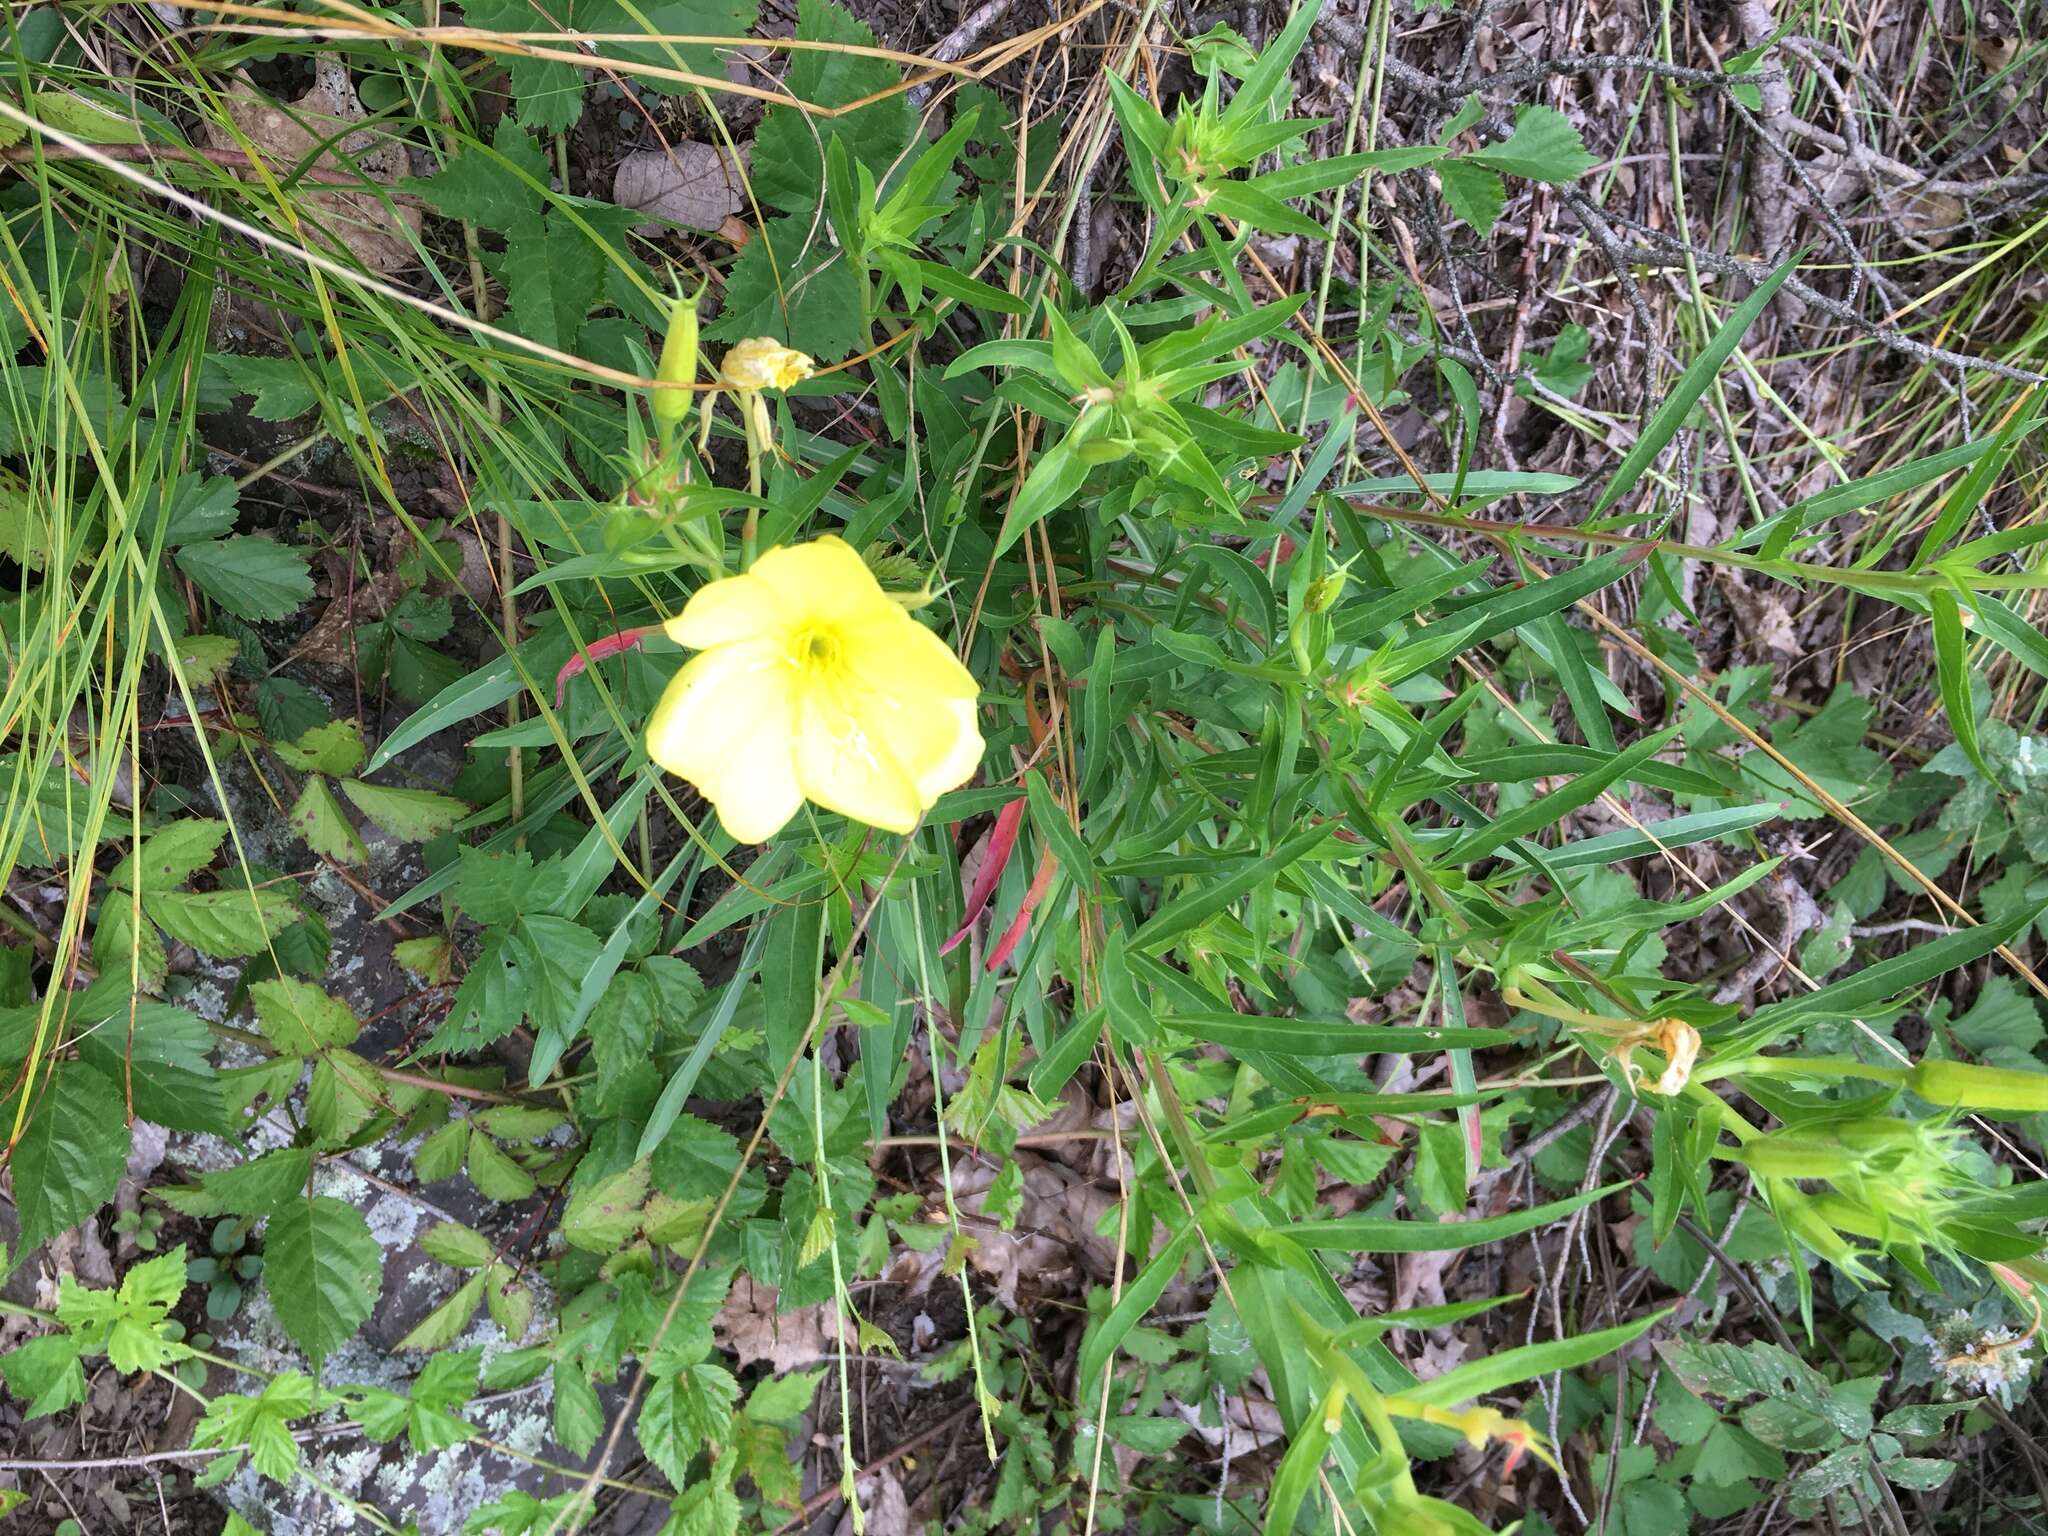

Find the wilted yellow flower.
[
  {"left": 718, "top": 338, "right": 814, "bottom": 392},
  {"left": 700, "top": 339, "right": 817, "bottom": 518},
  {"left": 645, "top": 537, "right": 982, "bottom": 843},
  {"left": 1614, "top": 1016, "right": 1700, "bottom": 1096},
  {"left": 1385, "top": 1398, "right": 1558, "bottom": 1474}
]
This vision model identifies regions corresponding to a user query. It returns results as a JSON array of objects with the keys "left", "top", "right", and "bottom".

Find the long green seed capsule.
[
  {"left": 651, "top": 287, "right": 699, "bottom": 438},
  {"left": 1910, "top": 1058, "right": 2048, "bottom": 1114},
  {"left": 1729, "top": 1130, "right": 1862, "bottom": 1181}
]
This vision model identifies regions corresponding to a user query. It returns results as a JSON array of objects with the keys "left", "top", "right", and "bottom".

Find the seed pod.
[
  {"left": 1729, "top": 1129, "right": 1863, "bottom": 1181},
  {"left": 651, "top": 288, "right": 700, "bottom": 435},
  {"left": 1910, "top": 1058, "right": 2048, "bottom": 1115}
]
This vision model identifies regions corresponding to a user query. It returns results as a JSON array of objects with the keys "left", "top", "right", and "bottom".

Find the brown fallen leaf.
[
  {"left": 715, "top": 1272, "right": 835, "bottom": 1372},
  {"left": 207, "top": 58, "right": 421, "bottom": 274},
  {"left": 614, "top": 142, "right": 747, "bottom": 233},
  {"left": 290, "top": 565, "right": 407, "bottom": 667}
]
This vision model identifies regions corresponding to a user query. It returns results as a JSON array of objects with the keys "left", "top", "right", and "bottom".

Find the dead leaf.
[
  {"left": 844, "top": 1467, "right": 913, "bottom": 1536},
  {"left": 291, "top": 565, "right": 406, "bottom": 667},
  {"left": 1720, "top": 575, "right": 1799, "bottom": 659},
  {"left": 1412, "top": 1334, "right": 1469, "bottom": 1382},
  {"left": 207, "top": 59, "right": 422, "bottom": 273},
  {"left": 715, "top": 1273, "right": 834, "bottom": 1371},
  {"left": 1971, "top": 35, "right": 2018, "bottom": 70},
  {"left": 614, "top": 143, "right": 747, "bottom": 233}
]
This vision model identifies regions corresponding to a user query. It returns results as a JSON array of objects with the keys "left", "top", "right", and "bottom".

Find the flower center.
[{"left": 791, "top": 625, "right": 843, "bottom": 674}]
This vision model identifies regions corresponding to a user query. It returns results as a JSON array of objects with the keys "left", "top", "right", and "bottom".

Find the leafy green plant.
[
  {"left": 0, "top": 1, "right": 2044, "bottom": 1532},
  {"left": 186, "top": 1217, "right": 264, "bottom": 1323}
]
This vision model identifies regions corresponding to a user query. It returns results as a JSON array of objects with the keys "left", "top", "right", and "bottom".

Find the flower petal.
[
  {"left": 663, "top": 571, "right": 790, "bottom": 651},
  {"left": 844, "top": 611, "right": 979, "bottom": 702},
  {"left": 645, "top": 643, "right": 804, "bottom": 842},
  {"left": 924, "top": 697, "right": 985, "bottom": 801},
  {"left": 749, "top": 537, "right": 894, "bottom": 626},
  {"left": 794, "top": 683, "right": 925, "bottom": 834}
]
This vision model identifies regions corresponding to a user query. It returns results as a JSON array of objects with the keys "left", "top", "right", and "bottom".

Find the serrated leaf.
[
  {"left": 275, "top": 719, "right": 367, "bottom": 776},
  {"left": 288, "top": 777, "right": 369, "bottom": 865},
  {"left": 153, "top": 471, "right": 241, "bottom": 546},
  {"left": 744, "top": 1366, "right": 825, "bottom": 1424},
  {"left": 307, "top": 1050, "right": 384, "bottom": 1147},
  {"left": 394, "top": 936, "right": 455, "bottom": 985},
  {"left": 704, "top": 214, "right": 866, "bottom": 363},
  {"left": 176, "top": 536, "right": 315, "bottom": 622},
  {"left": 413, "top": 1120, "right": 470, "bottom": 1185},
  {"left": 748, "top": 0, "right": 909, "bottom": 213},
  {"left": 1437, "top": 159, "right": 1505, "bottom": 236},
  {"left": 394, "top": 1271, "right": 487, "bottom": 1352},
  {"left": 406, "top": 116, "right": 546, "bottom": 231},
  {"left": 0, "top": 1332, "right": 85, "bottom": 1418},
  {"left": 650, "top": 1112, "right": 746, "bottom": 1201},
  {"left": 460, "top": 0, "right": 588, "bottom": 130},
  {"left": 170, "top": 633, "right": 239, "bottom": 677},
  {"left": 426, "top": 930, "right": 524, "bottom": 1056},
  {"left": 500, "top": 211, "right": 608, "bottom": 354},
  {"left": 92, "top": 899, "right": 167, "bottom": 995},
  {"left": 466, "top": 1133, "right": 538, "bottom": 1201},
  {"left": 111, "top": 818, "right": 227, "bottom": 892},
  {"left": 6, "top": 1063, "right": 130, "bottom": 1255},
  {"left": 338, "top": 779, "right": 468, "bottom": 843},
  {"left": 145, "top": 884, "right": 299, "bottom": 958},
  {"left": 636, "top": 1360, "right": 737, "bottom": 1487},
  {"left": 192, "top": 1373, "right": 317, "bottom": 1483},
  {"left": 422, "top": 1221, "right": 495, "bottom": 1270},
  {"left": 485, "top": 1264, "right": 535, "bottom": 1338},
  {"left": 264, "top": 1197, "right": 382, "bottom": 1364},
  {"left": 562, "top": 1161, "right": 649, "bottom": 1251},
  {"left": 162, "top": 1147, "right": 313, "bottom": 1219},
  {"left": 1464, "top": 104, "right": 1598, "bottom": 182},
  {"left": 572, "top": 0, "right": 758, "bottom": 98},
  {"left": 72, "top": 996, "right": 226, "bottom": 1133},
  {"left": 553, "top": 1363, "right": 602, "bottom": 1457},
  {"left": 509, "top": 914, "right": 603, "bottom": 1041},
  {"left": 250, "top": 977, "right": 360, "bottom": 1054},
  {"left": 211, "top": 354, "right": 320, "bottom": 421}
]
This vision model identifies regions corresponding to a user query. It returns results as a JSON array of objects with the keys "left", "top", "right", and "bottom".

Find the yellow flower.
[
  {"left": 645, "top": 537, "right": 982, "bottom": 843},
  {"left": 718, "top": 338, "right": 814, "bottom": 392}
]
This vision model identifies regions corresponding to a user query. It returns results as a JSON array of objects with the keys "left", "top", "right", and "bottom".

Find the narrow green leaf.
[
  {"left": 1592, "top": 253, "right": 1802, "bottom": 516},
  {"left": 1738, "top": 904, "right": 2043, "bottom": 1047},
  {"left": 1930, "top": 592, "right": 2000, "bottom": 788},
  {"left": 1132, "top": 822, "right": 1334, "bottom": 954},
  {"left": 1024, "top": 769, "right": 1094, "bottom": 895},
  {"left": 1286, "top": 1180, "right": 1628, "bottom": 1253},
  {"left": 1447, "top": 726, "right": 1681, "bottom": 861},
  {"left": 1167, "top": 1012, "right": 1511, "bottom": 1056},
  {"left": 1077, "top": 1213, "right": 1203, "bottom": 1393},
  {"left": 1400, "top": 1307, "right": 1674, "bottom": 1407}
]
